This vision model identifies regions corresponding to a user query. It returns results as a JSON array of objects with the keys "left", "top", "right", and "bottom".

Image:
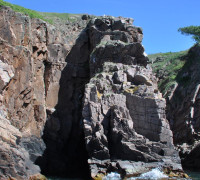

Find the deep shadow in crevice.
[{"left": 36, "top": 28, "right": 92, "bottom": 179}]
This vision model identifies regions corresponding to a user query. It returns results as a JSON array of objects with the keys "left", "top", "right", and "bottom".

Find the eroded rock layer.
[{"left": 81, "top": 17, "right": 181, "bottom": 178}]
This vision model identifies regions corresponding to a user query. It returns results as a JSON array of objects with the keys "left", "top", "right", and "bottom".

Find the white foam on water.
[
  {"left": 102, "top": 168, "right": 169, "bottom": 180},
  {"left": 129, "top": 168, "right": 168, "bottom": 180},
  {"left": 103, "top": 172, "right": 121, "bottom": 180}
]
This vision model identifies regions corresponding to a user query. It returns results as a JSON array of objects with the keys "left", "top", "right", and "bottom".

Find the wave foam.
[
  {"left": 130, "top": 168, "right": 168, "bottom": 180},
  {"left": 103, "top": 172, "right": 121, "bottom": 180}
]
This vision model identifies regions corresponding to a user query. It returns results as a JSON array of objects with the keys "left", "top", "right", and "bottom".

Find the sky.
[{"left": 4, "top": 0, "right": 200, "bottom": 54}]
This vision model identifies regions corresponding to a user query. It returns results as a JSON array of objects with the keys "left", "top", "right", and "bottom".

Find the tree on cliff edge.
[{"left": 178, "top": 25, "right": 200, "bottom": 43}]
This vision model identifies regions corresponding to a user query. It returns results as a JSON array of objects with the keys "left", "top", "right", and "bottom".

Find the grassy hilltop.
[{"left": 0, "top": 0, "right": 82, "bottom": 24}]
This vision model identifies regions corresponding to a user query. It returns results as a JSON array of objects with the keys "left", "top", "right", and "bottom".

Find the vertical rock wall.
[
  {"left": 0, "top": 6, "right": 86, "bottom": 178},
  {"left": 81, "top": 17, "right": 181, "bottom": 178},
  {"left": 166, "top": 44, "right": 200, "bottom": 170}
]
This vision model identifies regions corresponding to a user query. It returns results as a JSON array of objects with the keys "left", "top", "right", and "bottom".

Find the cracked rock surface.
[{"left": 81, "top": 17, "right": 181, "bottom": 178}]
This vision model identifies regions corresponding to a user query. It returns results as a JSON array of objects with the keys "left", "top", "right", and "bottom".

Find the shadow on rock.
[{"left": 36, "top": 28, "right": 92, "bottom": 179}]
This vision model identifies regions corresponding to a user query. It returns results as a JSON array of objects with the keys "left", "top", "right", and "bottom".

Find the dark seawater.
[
  {"left": 186, "top": 171, "right": 200, "bottom": 180},
  {"left": 48, "top": 170, "right": 200, "bottom": 180},
  {"left": 48, "top": 178, "right": 83, "bottom": 180}
]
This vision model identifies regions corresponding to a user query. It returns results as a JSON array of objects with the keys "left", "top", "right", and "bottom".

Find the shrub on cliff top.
[{"left": 178, "top": 25, "right": 200, "bottom": 43}]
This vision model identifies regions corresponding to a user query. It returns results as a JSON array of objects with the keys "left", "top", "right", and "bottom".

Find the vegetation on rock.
[
  {"left": 178, "top": 25, "right": 200, "bottom": 43},
  {"left": 0, "top": 0, "right": 49, "bottom": 22},
  {"left": 37, "top": 12, "right": 88, "bottom": 24},
  {"left": 149, "top": 50, "right": 188, "bottom": 97},
  {"left": 151, "top": 44, "right": 200, "bottom": 172},
  {"left": 150, "top": 44, "right": 200, "bottom": 98},
  {"left": 0, "top": 0, "right": 81, "bottom": 24}
]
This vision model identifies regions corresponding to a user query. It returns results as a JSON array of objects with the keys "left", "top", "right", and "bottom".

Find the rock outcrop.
[
  {"left": 166, "top": 44, "right": 200, "bottom": 170},
  {"left": 0, "top": 5, "right": 183, "bottom": 179},
  {"left": 150, "top": 44, "right": 200, "bottom": 171},
  {"left": 81, "top": 18, "right": 181, "bottom": 178}
]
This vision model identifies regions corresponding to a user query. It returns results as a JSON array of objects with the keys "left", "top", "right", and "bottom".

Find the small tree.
[{"left": 178, "top": 26, "right": 200, "bottom": 43}]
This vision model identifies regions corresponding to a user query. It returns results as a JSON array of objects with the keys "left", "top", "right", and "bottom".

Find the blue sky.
[{"left": 5, "top": 0, "right": 200, "bottom": 54}]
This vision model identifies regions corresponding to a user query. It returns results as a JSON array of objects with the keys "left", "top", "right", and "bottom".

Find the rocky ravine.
[{"left": 0, "top": 5, "right": 183, "bottom": 179}]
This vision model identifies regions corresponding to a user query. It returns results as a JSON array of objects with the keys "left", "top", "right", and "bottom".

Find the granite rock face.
[
  {"left": 81, "top": 17, "right": 181, "bottom": 178},
  {"left": 0, "top": 6, "right": 81, "bottom": 178},
  {"left": 0, "top": 5, "right": 182, "bottom": 179}
]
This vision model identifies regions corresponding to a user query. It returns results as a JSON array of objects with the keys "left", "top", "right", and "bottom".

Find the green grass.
[
  {"left": 149, "top": 50, "right": 188, "bottom": 97},
  {"left": 0, "top": 0, "right": 80, "bottom": 24},
  {"left": 150, "top": 47, "right": 200, "bottom": 97},
  {"left": 0, "top": 0, "right": 50, "bottom": 22},
  {"left": 39, "top": 12, "right": 72, "bottom": 20},
  {"left": 149, "top": 51, "right": 187, "bottom": 72},
  {"left": 38, "top": 12, "right": 79, "bottom": 24},
  {"left": 150, "top": 44, "right": 200, "bottom": 106}
]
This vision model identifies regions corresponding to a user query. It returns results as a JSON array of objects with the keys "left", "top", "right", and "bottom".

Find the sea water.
[
  {"left": 48, "top": 169, "right": 200, "bottom": 180},
  {"left": 102, "top": 168, "right": 168, "bottom": 180},
  {"left": 104, "top": 169, "right": 200, "bottom": 180},
  {"left": 186, "top": 171, "right": 200, "bottom": 180}
]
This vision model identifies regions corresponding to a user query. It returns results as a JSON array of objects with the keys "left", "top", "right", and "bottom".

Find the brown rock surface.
[{"left": 0, "top": 6, "right": 85, "bottom": 178}]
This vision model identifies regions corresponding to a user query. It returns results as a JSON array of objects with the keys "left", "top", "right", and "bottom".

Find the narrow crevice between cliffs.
[
  {"left": 43, "top": 60, "right": 52, "bottom": 97},
  {"left": 36, "top": 28, "right": 92, "bottom": 179}
]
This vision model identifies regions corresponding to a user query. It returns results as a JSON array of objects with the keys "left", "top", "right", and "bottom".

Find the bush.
[{"left": 178, "top": 25, "right": 200, "bottom": 43}]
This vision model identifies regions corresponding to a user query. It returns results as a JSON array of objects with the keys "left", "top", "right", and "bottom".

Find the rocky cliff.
[
  {"left": 81, "top": 18, "right": 181, "bottom": 179},
  {"left": 0, "top": 5, "right": 85, "bottom": 178},
  {"left": 150, "top": 44, "right": 200, "bottom": 171},
  {"left": 0, "top": 5, "right": 183, "bottom": 179}
]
